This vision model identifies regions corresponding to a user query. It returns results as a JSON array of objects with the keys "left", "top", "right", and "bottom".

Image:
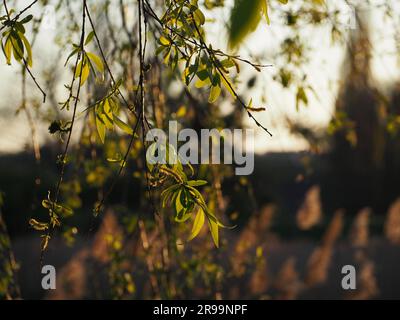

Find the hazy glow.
[{"left": 0, "top": 1, "right": 399, "bottom": 154}]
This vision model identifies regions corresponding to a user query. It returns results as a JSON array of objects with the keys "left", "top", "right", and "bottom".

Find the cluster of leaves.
[
  {"left": 29, "top": 192, "right": 73, "bottom": 251},
  {"left": 147, "top": 144, "right": 229, "bottom": 247},
  {"left": 156, "top": 0, "right": 237, "bottom": 104},
  {"left": 91, "top": 81, "right": 134, "bottom": 144},
  {"left": 66, "top": 31, "right": 104, "bottom": 84},
  {"left": 60, "top": 31, "right": 105, "bottom": 110},
  {"left": 64, "top": 32, "right": 134, "bottom": 143},
  {"left": 25, "top": 0, "right": 281, "bottom": 253},
  {"left": 1, "top": 12, "right": 33, "bottom": 66}
]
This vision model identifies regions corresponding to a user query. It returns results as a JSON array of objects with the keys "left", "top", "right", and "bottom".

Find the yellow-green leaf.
[
  {"left": 85, "top": 31, "right": 95, "bottom": 45},
  {"left": 102, "top": 99, "right": 114, "bottom": 129},
  {"left": 29, "top": 218, "right": 49, "bottom": 231},
  {"left": 193, "top": 9, "right": 206, "bottom": 26},
  {"left": 4, "top": 37, "right": 12, "bottom": 65},
  {"left": 159, "top": 35, "right": 170, "bottom": 46},
  {"left": 41, "top": 235, "right": 51, "bottom": 251},
  {"left": 219, "top": 72, "right": 236, "bottom": 98},
  {"left": 188, "top": 208, "right": 205, "bottom": 241},
  {"left": 262, "top": 0, "right": 270, "bottom": 25},
  {"left": 10, "top": 33, "right": 24, "bottom": 61},
  {"left": 19, "top": 32, "right": 32, "bottom": 67},
  {"left": 96, "top": 114, "right": 106, "bottom": 143},
  {"left": 114, "top": 116, "right": 133, "bottom": 135},
  {"left": 81, "top": 62, "right": 90, "bottom": 85},
  {"left": 86, "top": 51, "right": 104, "bottom": 73},
  {"left": 207, "top": 216, "right": 219, "bottom": 248},
  {"left": 208, "top": 84, "right": 221, "bottom": 103}
]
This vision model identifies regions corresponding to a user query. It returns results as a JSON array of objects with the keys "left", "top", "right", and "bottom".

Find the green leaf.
[
  {"left": 207, "top": 216, "right": 219, "bottom": 248},
  {"left": 20, "top": 14, "right": 33, "bottom": 24},
  {"left": 86, "top": 51, "right": 104, "bottom": 73},
  {"left": 159, "top": 35, "right": 170, "bottom": 46},
  {"left": 14, "top": 22, "right": 25, "bottom": 34},
  {"left": 96, "top": 113, "right": 106, "bottom": 143},
  {"left": 296, "top": 86, "right": 308, "bottom": 110},
  {"left": 57, "top": 204, "right": 73, "bottom": 218},
  {"left": 219, "top": 72, "right": 236, "bottom": 98},
  {"left": 195, "top": 77, "right": 211, "bottom": 88},
  {"left": 161, "top": 184, "right": 180, "bottom": 207},
  {"left": 81, "top": 62, "right": 90, "bottom": 85},
  {"left": 19, "top": 32, "right": 32, "bottom": 67},
  {"left": 75, "top": 58, "right": 90, "bottom": 86},
  {"left": 174, "top": 189, "right": 185, "bottom": 217},
  {"left": 75, "top": 60, "right": 82, "bottom": 78},
  {"left": 196, "top": 68, "right": 210, "bottom": 81},
  {"left": 102, "top": 99, "right": 114, "bottom": 129},
  {"left": 187, "top": 180, "right": 208, "bottom": 187},
  {"left": 85, "top": 31, "right": 95, "bottom": 45},
  {"left": 41, "top": 235, "right": 51, "bottom": 251},
  {"left": 220, "top": 58, "right": 236, "bottom": 69},
  {"left": 262, "top": 1, "right": 270, "bottom": 25},
  {"left": 3, "top": 37, "right": 12, "bottom": 64},
  {"left": 65, "top": 48, "right": 79, "bottom": 66},
  {"left": 42, "top": 199, "right": 73, "bottom": 218},
  {"left": 10, "top": 32, "right": 24, "bottom": 61},
  {"left": 208, "top": 84, "right": 221, "bottom": 103},
  {"left": 41, "top": 199, "right": 52, "bottom": 209},
  {"left": 29, "top": 218, "right": 49, "bottom": 231},
  {"left": 163, "top": 47, "right": 171, "bottom": 65},
  {"left": 193, "top": 9, "right": 206, "bottom": 26},
  {"left": 188, "top": 208, "right": 205, "bottom": 241},
  {"left": 174, "top": 188, "right": 194, "bottom": 223},
  {"left": 114, "top": 116, "right": 133, "bottom": 135},
  {"left": 186, "top": 185, "right": 207, "bottom": 206}
]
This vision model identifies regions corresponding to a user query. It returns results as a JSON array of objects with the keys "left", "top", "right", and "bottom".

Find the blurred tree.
[{"left": 1, "top": 0, "right": 400, "bottom": 299}]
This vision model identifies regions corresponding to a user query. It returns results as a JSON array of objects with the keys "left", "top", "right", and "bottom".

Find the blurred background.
[{"left": 1, "top": 0, "right": 400, "bottom": 300}]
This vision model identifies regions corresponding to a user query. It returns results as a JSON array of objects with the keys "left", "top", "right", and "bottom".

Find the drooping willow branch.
[
  {"left": 28, "top": 0, "right": 265, "bottom": 262},
  {"left": 189, "top": 9, "right": 273, "bottom": 137},
  {"left": 84, "top": 2, "right": 137, "bottom": 118},
  {"left": 84, "top": 1, "right": 154, "bottom": 218},
  {"left": 19, "top": 8, "right": 48, "bottom": 163},
  {"left": 2, "top": 0, "right": 47, "bottom": 102},
  {"left": 40, "top": 0, "right": 88, "bottom": 265},
  {"left": 0, "top": 0, "right": 38, "bottom": 32},
  {"left": 143, "top": 0, "right": 271, "bottom": 71},
  {"left": 143, "top": 0, "right": 273, "bottom": 136},
  {"left": 138, "top": 0, "right": 153, "bottom": 210}
]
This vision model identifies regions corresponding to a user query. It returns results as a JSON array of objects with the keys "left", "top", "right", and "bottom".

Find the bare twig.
[
  {"left": 0, "top": 0, "right": 38, "bottom": 32},
  {"left": 84, "top": 3, "right": 138, "bottom": 118},
  {"left": 2, "top": 0, "right": 47, "bottom": 102},
  {"left": 40, "top": 0, "right": 88, "bottom": 266}
]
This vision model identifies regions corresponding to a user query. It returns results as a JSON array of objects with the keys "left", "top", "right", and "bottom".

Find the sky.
[{"left": 0, "top": 0, "right": 399, "bottom": 154}]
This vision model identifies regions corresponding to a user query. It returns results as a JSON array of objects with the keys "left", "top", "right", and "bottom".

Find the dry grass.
[
  {"left": 296, "top": 186, "right": 322, "bottom": 230},
  {"left": 385, "top": 198, "right": 400, "bottom": 244},
  {"left": 27, "top": 192, "right": 400, "bottom": 299},
  {"left": 350, "top": 207, "right": 370, "bottom": 247}
]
